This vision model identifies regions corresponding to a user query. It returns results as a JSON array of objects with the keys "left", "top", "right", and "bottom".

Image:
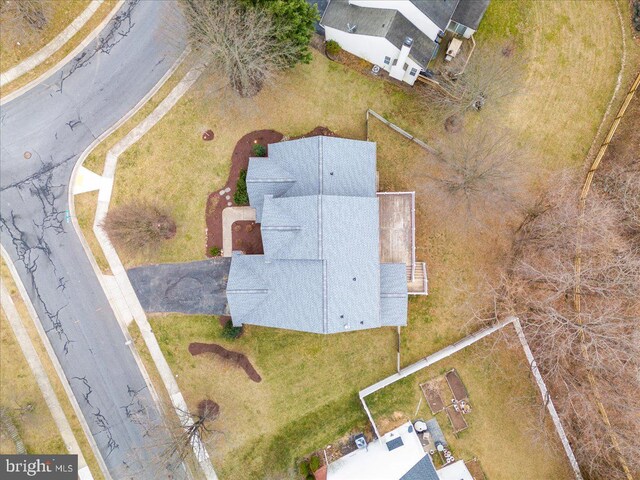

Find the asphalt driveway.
[{"left": 128, "top": 258, "right": 231, "bottom": 315}]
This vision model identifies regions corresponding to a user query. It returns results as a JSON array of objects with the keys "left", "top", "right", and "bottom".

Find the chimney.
[{"left": 390, "top": 36, "right": 413, "bottom": 81}]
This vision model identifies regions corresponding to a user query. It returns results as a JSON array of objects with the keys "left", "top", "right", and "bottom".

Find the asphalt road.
[
  {"left": 0, "top": 1, "right": 188, "bottom": 478},
  {"left": 128, "top": 259, "right": 230, "bottom": 315}
]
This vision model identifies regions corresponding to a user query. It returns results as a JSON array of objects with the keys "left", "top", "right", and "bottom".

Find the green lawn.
[{"left": 367, "top": 327, "right": 574, "bottom": 480}]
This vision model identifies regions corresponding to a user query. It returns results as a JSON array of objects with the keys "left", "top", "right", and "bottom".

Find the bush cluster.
[
  {"left": 234, "top": 169, "right": 250, "bottom": 205},
  {"left": 221, "top": 319, "right": 243, "bottom": 340},
  {"left": 325, "top": 40, "right": 341, "bottom": 57},
  {"left": 252, "top": 143, "right": 267, "bottom": 157}
]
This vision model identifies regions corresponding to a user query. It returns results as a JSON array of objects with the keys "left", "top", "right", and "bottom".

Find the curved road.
[{"left": 0, "top": 1, "right": 187, "bottom": 478}]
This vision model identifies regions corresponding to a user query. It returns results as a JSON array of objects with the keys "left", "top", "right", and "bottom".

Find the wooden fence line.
[
  {"left": 572, "top": 70, "right": 640, "bottom": 480},
  {"left": 366, "top": 109, "right": 438, "bottom": 155}
]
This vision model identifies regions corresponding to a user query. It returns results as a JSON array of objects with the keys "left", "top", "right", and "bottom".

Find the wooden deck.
[{"left": 378, "top": 192, "right": 428, "bottom": 294}]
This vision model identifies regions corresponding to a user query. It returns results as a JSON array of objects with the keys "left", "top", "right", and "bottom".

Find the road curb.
[{"left": 0, "top": 0, "right": 125, "bottom": 106}]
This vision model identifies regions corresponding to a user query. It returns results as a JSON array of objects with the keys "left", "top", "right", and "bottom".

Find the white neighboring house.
[
  {"left": 326, "top": 422, "right": 474, "bottom": 480},
  {"left": 320, "top": 0, "right": 491, "bottom": 85}
]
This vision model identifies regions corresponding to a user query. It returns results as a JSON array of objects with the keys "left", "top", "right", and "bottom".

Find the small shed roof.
[{"left": 452, "top": 0, "right": 491, "bottom": 30}]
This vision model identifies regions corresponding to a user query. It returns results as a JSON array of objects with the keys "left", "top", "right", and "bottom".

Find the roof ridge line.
[{"left": 247, "top": 178, "right": 295, "bottom": 183}]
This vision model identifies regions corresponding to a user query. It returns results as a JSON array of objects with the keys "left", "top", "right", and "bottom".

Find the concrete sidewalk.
[
  {"left": 0, "top": 1, "right": 104, "bottom": 87},
  {"left": 1, "top": 280, "right": 94, "bottom": 480}
]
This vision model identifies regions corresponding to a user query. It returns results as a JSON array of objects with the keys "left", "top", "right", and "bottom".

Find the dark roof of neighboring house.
[
  {"left": 400, "top": 455, "right": 440, "bottom": 480},
  {"left": 452, "top": 0, "right": 491, "bottom": 30},
  {"left": 386, "top": 10, "right": 438, "bottom": 67},
  {"left": 307, "top": 0, "right": 329, "bottom": 34},
  {"left": 227, "top": 136, "right": 408, "bottom": 335},
  {"left": 410, "top": 0, "right": 461, "bottom": 31},
  {"left": 321, "top": 0, "right": 436, "bottom": 68}
]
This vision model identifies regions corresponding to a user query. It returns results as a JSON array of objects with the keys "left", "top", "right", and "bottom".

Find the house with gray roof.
[
  {"left": 326, "top": 422, "right": 473, "bottom": 480},
  {"left": 320, "top": 0, "right": 490, "bottom": 85},
  {"left": 226, "top": 136, "right": 413, "bottom": 334}
]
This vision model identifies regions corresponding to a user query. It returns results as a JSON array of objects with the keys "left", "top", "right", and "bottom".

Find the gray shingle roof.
[
  {"left": 410, "top": 0, "right": 461, "bottom": 30},
  {"left": 452, "top": 0, "right": 491, "bottom": 30},
  {"left": 227, "top": 136, "right": 408, "bottom": 334},
  {"left": 320, "top": 0, "right": 437, "bottom": 68},
  {"left": 400, "top": 455, "right": 439, "bottom": 480},
  {"left": 380, "top": 263, "right": 409, "bottom": 327},
  {"left": 247, "top": 136, "right": 377, "bottom": 222}
]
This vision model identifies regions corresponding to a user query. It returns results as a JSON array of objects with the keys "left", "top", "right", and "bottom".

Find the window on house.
[
  {"left": 383, "top": 56, "right": 391, "bottom": 65},
  {"left": 403, "top": 63, "right": 408, "bottom": 71},
  {"left": 409, "top": 68, "right": 417, "bottom": 76},
  {"left": 392, "top": 58, "right": 398, "bottom": 66}
]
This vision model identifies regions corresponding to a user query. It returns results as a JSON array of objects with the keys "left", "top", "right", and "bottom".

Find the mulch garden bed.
[
  {"left": 445, "top": 405, "right": 468, "bottom": 434},
  {"left": 205, "top": 129, "right": 283, "bottom": 256},
  {"left": 232, "top": 220, "right": 263, "bottom": 254},
  {"left": 188, "top": 342, "right": 262, "bottom": 383},
  {"left": 445, "top": 369, "right": 469, "bottom": 401},
  {"left": 204, "top": 127, "right": 338, "bottom": 257},
  {"left": 420, "top": 380, "right": 445, "bottom": 414}
]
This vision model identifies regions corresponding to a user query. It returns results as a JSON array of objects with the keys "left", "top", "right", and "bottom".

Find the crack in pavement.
[
  {"left": 57, "top": 0, "right": 140, "bottom": 94},
  {"left": 72, "top": 376, "right": 120, "bottom": 458}
]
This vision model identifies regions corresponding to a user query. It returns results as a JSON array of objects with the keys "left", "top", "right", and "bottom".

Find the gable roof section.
[
  {"left": 253, "top": 194, "right": 383, "bottom": 333},
  {"left": 380, "top": 263, "right": 409, "bottom": 327},
  {"left": 320, "top": 0, "right": 437, "bottom": 68},
  {"left": 409, "top": 0, "right": 461, "bottom": 30},
  {"left": 226, "top": 255, "right": 326, "bottom": 333},
  {"left": 399, "top": 454, "right": 439, "bottom": 480},
  {"left": 385, "top": 9, "right": 438, "bottom": 67},
  {"left": 247, "top": 136, "right": 377, "bottom": 221},
  {"left": 451, "top": 0, "right": 490, "bottom": 30}
]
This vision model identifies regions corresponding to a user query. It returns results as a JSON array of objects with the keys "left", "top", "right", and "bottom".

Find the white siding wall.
[
  {"left": 324, "top": 26, "right": 422, "bottom": 85},
  {"left": 349, "top": 0, "right": 443, "bottom": 41},
  {"left": 462, "top": 27, "right": 475, "bottom": 39}
]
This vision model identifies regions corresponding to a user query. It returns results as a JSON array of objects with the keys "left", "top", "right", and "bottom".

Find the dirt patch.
[
  {"left": 188, "top": 342, "right": 262, "bottom": 383},
  {"left": 445, "top": 405, "right": 468, "bottom": 434},
  {"left": 205, "top": 127, "right": 338, "bottom": 257},
  {"left": 232, "top": 220, "right": 263, "bottom": 254},
  {"left": 420, "top": 381, "right": 445, "bottom": 414},
  {"left": 465, "top": 459, "right": 487, "bottom": 480},
  {"left": 202, "top": 129, "right": 214, "bottom": 141},
  {"left": 445, "top": 369, "right": 469, "bottom": 401},
  {"left": 376, "top": 411, "right": 410, "bottom": 436},
  {"left": 218, "top": 315, "right": 231, "bottom": 327},
  {"left": 197, "top": 399, "right": 220, "bottom": 418}
]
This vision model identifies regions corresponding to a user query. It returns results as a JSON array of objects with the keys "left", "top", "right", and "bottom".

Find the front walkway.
[{"left": 222, "top": 206, "right": 256, "bottom": 256}]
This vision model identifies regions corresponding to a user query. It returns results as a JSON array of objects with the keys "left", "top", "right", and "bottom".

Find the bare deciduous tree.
[
  {"left": 418, "top": 43, "right": 524, "bottom": 119},
  {"left": 415, "top": 126, "right": 523, "bottom": 222},
  {"left": 0, "top": 0, "right": 53, "bottom": 45},
  {"left": 119, "top": 399, "right": 221, "bottom": 479},
  {"left": 597, "top": 162, "right": 640, "bottom": 239},
  {"left": 478, "top": 174, "right": 640, "bottom": 479},
  {"left": 101, "top": 202, "right": 176, "bottom": 254},
  {"left": 181, "top": 0, "right": 298, "bottom": 97}
]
